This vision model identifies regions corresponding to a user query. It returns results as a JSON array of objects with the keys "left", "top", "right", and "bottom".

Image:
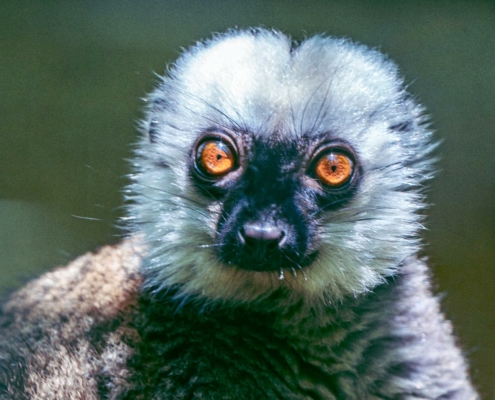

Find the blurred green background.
[{"left": 1, "top": 0, "right": 494, "bottom": 396}]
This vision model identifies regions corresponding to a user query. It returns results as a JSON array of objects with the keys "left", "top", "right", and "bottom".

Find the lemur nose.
[{"left": 239, "top": 222, "right": 286, "bottom": 252}]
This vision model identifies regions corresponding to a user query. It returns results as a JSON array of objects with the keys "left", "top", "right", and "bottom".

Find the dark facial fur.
[{"left": 191, "top": 130, "right": 366, "bottom": 277}]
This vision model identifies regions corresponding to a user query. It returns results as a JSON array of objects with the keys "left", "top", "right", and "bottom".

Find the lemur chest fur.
[{"left": 0, "top": 241, "right": 456, "bottom": 399}]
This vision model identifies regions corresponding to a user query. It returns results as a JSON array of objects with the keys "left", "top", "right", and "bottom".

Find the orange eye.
[
  {"left": 315, "top": 152, "right": 354, "bottom": 187},
  {"left": 196, "top": 140, "right": 235, "bottom": 176}
]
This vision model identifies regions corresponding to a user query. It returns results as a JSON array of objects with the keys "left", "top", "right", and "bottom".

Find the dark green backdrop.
[{"left": 1, "top": 0, "right": 494, "bottom": 396}]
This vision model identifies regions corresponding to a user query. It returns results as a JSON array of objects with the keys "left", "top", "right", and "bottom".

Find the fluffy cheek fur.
[
  {"left": 126, "top": 30, "right": 433, "bottom": 306},
  {"left": 128, "top": 127, "right": 422, "bottom": 306}
]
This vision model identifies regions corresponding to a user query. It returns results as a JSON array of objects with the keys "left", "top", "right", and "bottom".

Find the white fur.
[{"left": 126, "top": 29, "right": 435, "bottom": 306}]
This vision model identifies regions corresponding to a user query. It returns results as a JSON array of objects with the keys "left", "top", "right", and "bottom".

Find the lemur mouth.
[{"left": 231, "top": 250, "right": 319, "bottom": 274}]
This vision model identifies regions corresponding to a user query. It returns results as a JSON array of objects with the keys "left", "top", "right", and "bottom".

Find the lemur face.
[
  {"left": 128, "top": 29, "right": 435, "bottom": 306},
  {"left": 190, "top": 129, "right": 359, "bottom": 276}
]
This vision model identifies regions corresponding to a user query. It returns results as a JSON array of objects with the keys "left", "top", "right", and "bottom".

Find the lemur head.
[{"left": 127, "top": 28, "right": 435, "bottom": 307}]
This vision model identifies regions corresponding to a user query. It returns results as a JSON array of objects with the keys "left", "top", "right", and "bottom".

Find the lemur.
[{"left": 0, "top": 28, "right": 478, "bottom": 399}]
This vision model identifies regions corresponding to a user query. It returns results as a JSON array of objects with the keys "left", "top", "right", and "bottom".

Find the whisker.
[
  {"left": 309, "top": 77, "right": 333, "bottom": 135},
  {"left": 299, "top": 75, "right": 332, "bottom": 135},
  {"left": 197, "top": 243, "right": 223, "bottom": 248},
  {"left": 166, "top": 85, "right": 244, "bottom": 132},
  {"left": 129, "top": 181, "right": 207, "bottom": 209},
  {"left": 71, "top": 215, "right": 103, "bottom": 221}
]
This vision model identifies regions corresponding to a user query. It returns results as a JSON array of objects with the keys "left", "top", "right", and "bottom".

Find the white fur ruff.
[{"left": 126, "top": 29, "right": 436, "bottom": 306}]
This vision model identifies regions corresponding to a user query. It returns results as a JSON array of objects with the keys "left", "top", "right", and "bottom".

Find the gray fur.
[{"left": 0, "top": 28, "right": 477, "bottom": 399}]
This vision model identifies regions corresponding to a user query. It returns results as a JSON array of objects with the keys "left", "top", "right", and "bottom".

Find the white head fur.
[{"left": 126, "top": 28, "right": 435, "bottom": 307}]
